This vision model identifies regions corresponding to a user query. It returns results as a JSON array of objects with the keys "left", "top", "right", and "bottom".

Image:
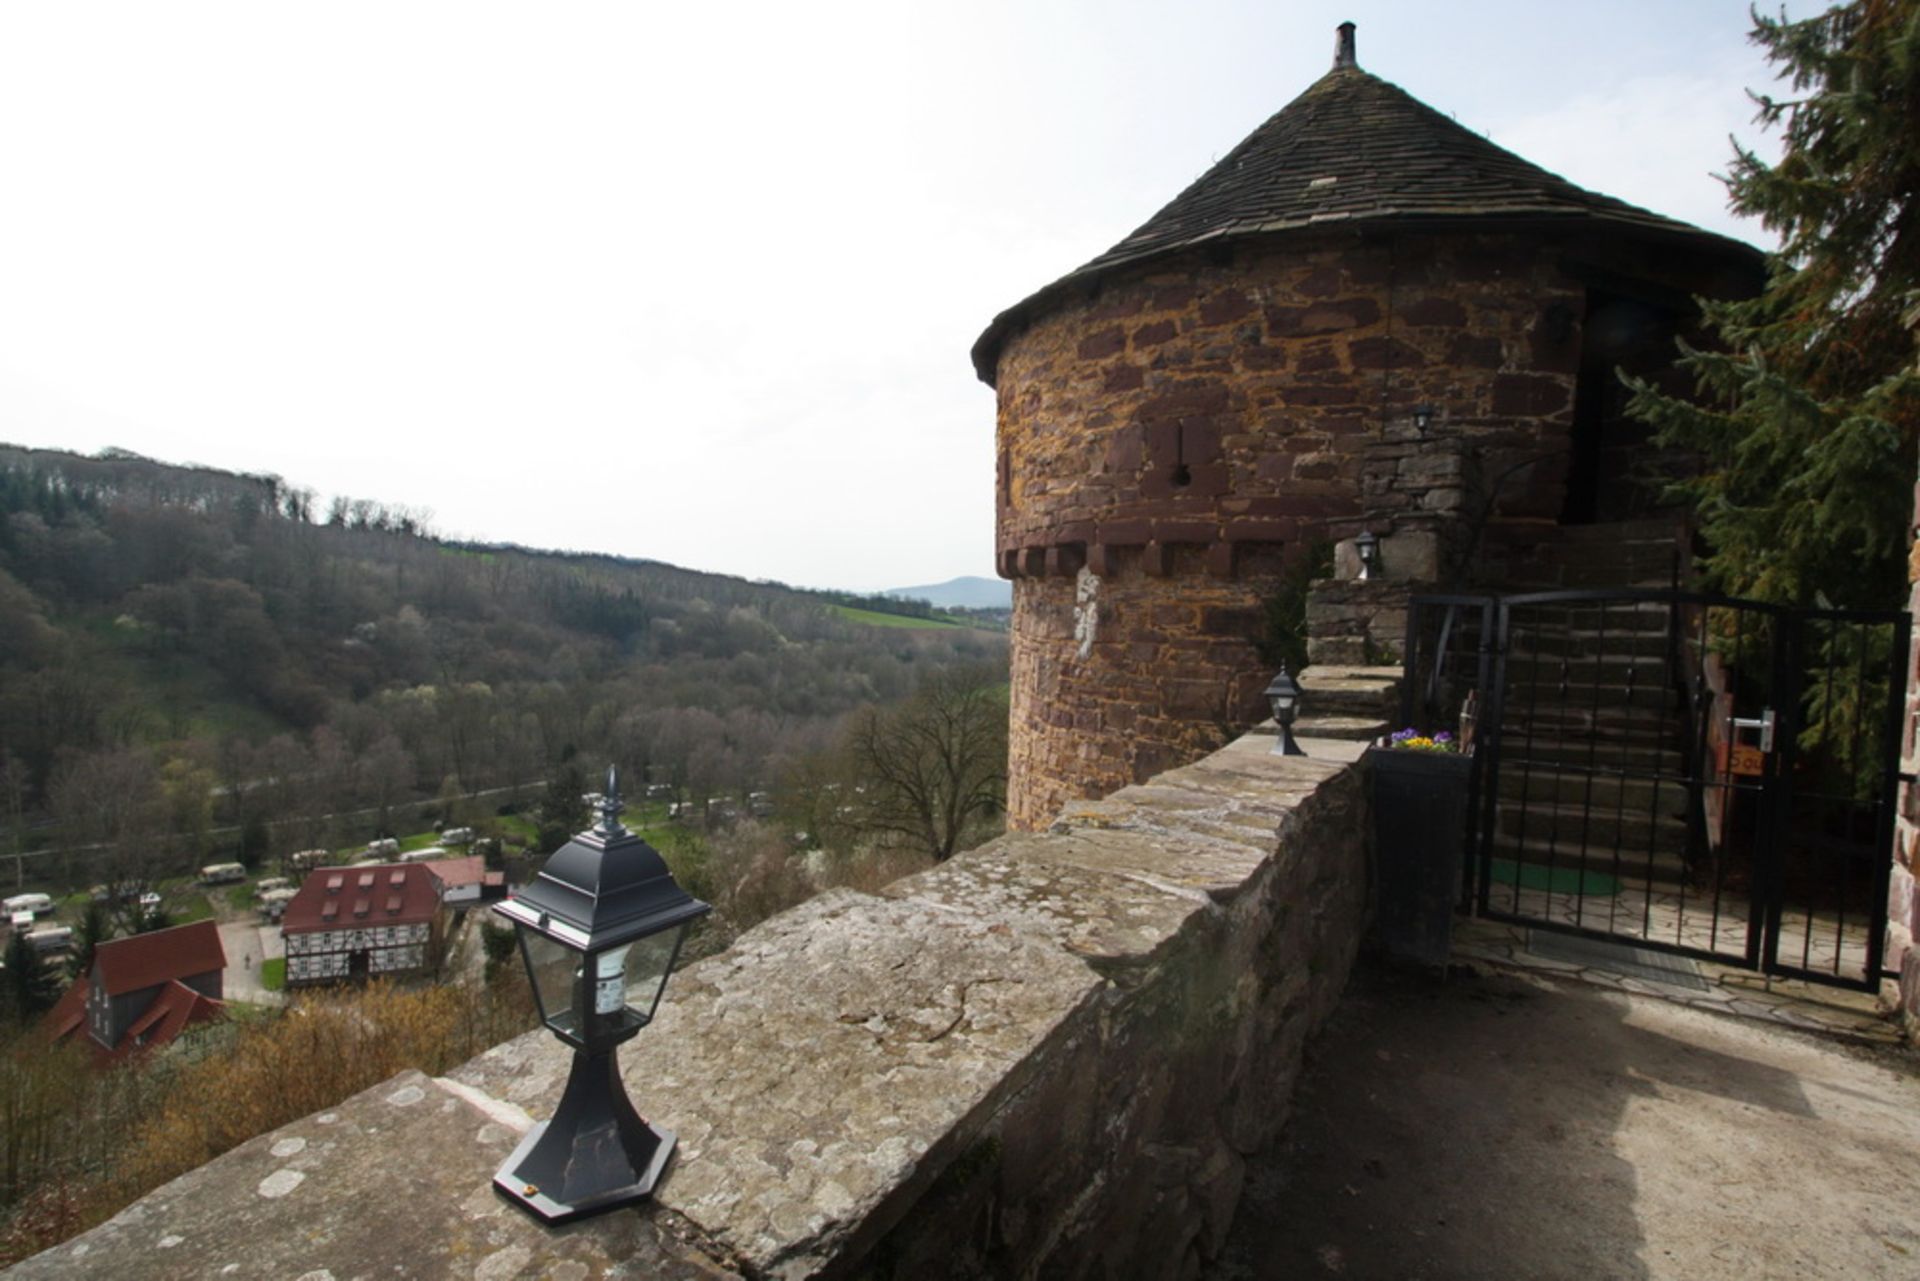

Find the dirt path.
[{"left": 1210, "top": 962, "right": 1920, "bottom": 1280}]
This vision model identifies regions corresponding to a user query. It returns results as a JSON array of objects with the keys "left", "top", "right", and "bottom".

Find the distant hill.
[
  {"left": 884, "top": 576, "right": 1011, "bottom": 610},
  {"left": 0, "top": 443, "right": 1006, "bottom": 844}
]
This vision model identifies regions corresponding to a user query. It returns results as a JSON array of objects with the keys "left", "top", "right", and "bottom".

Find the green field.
[
  {"left": 830, "top": 604, "right": 963, "bottom": 629},
  {"left": 260, "top": 957, "right": 285, "bottom": 991},
  {"left": 494, "top": 813, "right": 539, "bottom": 845}
]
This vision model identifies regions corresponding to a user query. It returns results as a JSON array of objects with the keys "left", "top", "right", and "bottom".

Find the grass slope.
[{"left": 830, "top": 604, "right": 962, "bottom": 630}]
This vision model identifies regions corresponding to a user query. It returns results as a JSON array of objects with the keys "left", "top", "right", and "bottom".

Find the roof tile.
[
  {"left": 92, "top": 920, "right": 226, "bottom": 997},
  {"left": 973, "top": 59, "right": 1758, "bottom": 382}
]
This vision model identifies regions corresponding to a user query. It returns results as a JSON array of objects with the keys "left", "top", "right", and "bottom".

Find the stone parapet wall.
[{"left": 15, "top": 736, "right": 1367, "bottom": 1281}]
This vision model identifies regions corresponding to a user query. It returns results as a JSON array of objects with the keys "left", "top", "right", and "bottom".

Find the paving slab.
[{"left": 1210, "top": 960, "right": 1920, "bottom": 1281}]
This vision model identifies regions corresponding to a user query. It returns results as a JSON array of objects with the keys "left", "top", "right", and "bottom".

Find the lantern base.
[
  {"left": 492, "top": 1047, "right": 676, "bottom": 1224},
  {"left": 1271, "top": 726, "right": 1307, "bottom": 756}
]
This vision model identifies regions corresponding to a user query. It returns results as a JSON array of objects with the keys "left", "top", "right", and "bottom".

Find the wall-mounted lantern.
[
  {"left": 1354, "top": 529, "right": 1381, "bottom": 581},
  {"left": 1412, "top": 404, "right": 1437, "bottom": 438},
  {"left": 491, "top": 767, "right": 711, "bottom": 1224},
  {"left": 1266, "top": 665, "right": 1306, "bottom": 757}
]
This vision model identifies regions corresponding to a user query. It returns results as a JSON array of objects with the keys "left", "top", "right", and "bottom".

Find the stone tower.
[{"left": 974, "top": 24, "right": 1760, "bottom": 830}]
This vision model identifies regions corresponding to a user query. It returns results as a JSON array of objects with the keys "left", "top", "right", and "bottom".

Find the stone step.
[
  {"left": 1293, "top": 714, "right": 1390, "bottom": 742},
  {"left": 1497, "top": 710, "right": 1681, "bottom": 752},
  {"left": 1503, "top": 652, "right": 1681, "bottom": 684},
  {"left": 1512, "top": 629, "right": 1673, "bottom": 660},
  {"left": 1496, "top": 737, "right": 1685, "bottom": 772},
  {"left": 1496, "top": 799, "right": 1688, "bottom": 851},
  {"left": 1495, "top": 681, "right": 1682, "bottom": 714},
  {"left": 1509, "top": 566, "right": 1676, "bottom": 592},
  {"left": 1496, "top": 767, "right": 1690, "bottom": 816},
  {"left": 1300, "top": 665, "right": 1403, "bottom": 719},
  {"left": 1508, "top": 600, "right": 1675, "bottom": 632},
  {"left": 1484, "top": 834, "right": 1691, "bottom": 887}
]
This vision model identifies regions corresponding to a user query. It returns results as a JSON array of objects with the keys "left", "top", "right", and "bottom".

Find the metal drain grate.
[{"left": 1525, "top": 930, "right": 1711, "bottom": 992}]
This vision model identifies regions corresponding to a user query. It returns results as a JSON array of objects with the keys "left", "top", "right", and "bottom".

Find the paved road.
[
  {"left": 1210, "top": 961, "right": 1920, "bottom": 1281},
  {"left": 218, "top": 920, "right": 283, "bottom": 1007}
]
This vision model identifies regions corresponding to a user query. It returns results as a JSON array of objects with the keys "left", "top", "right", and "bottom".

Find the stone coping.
[{"left": 16, "top": 734, "right": 1359, "bottom": 1280}]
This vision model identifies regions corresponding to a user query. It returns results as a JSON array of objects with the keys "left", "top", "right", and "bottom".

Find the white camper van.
[
  {"left": 3, "top": 893, "right": 53, "bottom": 918},
  {"left": 26, "top": 926, "right": 73, "bottom": 955}
]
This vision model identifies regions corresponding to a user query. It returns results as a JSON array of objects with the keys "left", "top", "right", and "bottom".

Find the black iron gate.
[{"left": 1403, "top": 589, "right": 1909, "bottom": 992}]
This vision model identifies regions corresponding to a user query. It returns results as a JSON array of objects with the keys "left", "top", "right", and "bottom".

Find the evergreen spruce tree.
[
  {"left": 68, "top": 900, "right": 111, "bottom": 980},
  {"left": 3, "top": 928, "right": 62, "bottom": 1026},
  {"left": 1626, "top": 0, "right": 1920, "bottom": 609}
]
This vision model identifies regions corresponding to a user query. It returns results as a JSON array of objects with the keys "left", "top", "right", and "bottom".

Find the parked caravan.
[
  {"left": 199, "top": 863, "right": 247, "bottom": 885},
  {"left": 257, "top": 888, "right": 298, "bottom": 922},
  {"left": 26, "top": 926, "right": 73, "bottom": 955},
  {"left": 2, "top": 893, "right": 52, "bottom": 917},
  {"left": 285, "top": 849, "right": 329, "bottom": 876}
]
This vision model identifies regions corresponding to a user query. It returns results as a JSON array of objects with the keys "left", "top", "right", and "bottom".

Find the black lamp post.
[
  {"left": 491, "top": 767, "right": 710, "bottom": 1224},
  {"left": 1354, "top": 529, "right": 1381, "bottom": 581},
  {"left": 1266, "top": 665, "right": 1306, "bottom": 757}
]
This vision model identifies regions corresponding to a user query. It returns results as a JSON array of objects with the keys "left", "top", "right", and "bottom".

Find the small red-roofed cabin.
[
  {"left": 280, "top": 862, "right": 444, "bottom": 987},
  {"left": 420, "top": 854, "right": 506, "bottom": 906},
  {"left": 44, "top": 919, "right": 227, "bottom": 1065}
]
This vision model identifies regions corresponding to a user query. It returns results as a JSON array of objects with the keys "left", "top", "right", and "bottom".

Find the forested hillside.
[{"left": 0, "top": 444, "right": 1006, "bottom": 877}]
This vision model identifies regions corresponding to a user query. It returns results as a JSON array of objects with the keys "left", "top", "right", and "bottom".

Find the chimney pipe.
[{"left": 1334, "top": 21, "right": 1357, "bottom": 70}]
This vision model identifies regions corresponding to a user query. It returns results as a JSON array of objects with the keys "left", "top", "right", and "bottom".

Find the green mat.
[{"left": 1489, "top": 857, "right": 1622, "bottom": 897}]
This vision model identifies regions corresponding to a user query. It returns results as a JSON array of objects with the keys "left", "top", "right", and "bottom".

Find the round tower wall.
[{"left": 994, "top": 230, "right": 1592, "bottom": 828}]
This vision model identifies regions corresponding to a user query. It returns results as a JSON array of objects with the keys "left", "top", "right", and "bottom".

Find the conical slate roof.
[{"left": 972, "top": 30, "right": 1759, "bottom": 383}]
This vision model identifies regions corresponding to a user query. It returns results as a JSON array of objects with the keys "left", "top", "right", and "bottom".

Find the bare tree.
[
  {"left": 842, "top": 665, "right": 1007, "bottom": 863},
  {"left": 49, "top": 748, "right": 165, "bottom": 925}
]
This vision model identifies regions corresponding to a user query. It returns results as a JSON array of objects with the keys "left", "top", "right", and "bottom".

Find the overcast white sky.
[{"left": 0, "top": 1, "right": 1786, "bottom": 592}]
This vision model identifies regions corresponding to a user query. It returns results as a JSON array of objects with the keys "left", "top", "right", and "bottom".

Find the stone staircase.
[
  {"left": 1482, "top": 521, "right": 1696, "bottom": 885},
  {"left": 1481, "top": 515, "right": 1684, "bottom": 593},
  {"left": 1296, "top": 665, "right": 1403, "bottom": 742}
]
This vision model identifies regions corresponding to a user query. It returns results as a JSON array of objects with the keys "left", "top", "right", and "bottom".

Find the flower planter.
[{"left": 1366, "top": 746, "right": 1474, "bottom": 967}]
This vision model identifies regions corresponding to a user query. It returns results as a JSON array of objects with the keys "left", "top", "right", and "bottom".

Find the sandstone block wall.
[
  {"left": 1305, "top": 578, "right": 1413, "bottom": 667},
  {"left": 993, "top": 230, "right": 1591, "bottom": 828},
  {"left": 1008, "top": 544, "right": 1288, "bottom": 829},
  {"left": 15, "top": 736, "right": 1366, "bottom": 1281}
]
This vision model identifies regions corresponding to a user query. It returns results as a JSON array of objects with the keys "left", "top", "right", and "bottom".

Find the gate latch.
[{"left": 1730, "top": 707, "right": 1776, "bottom": 753}]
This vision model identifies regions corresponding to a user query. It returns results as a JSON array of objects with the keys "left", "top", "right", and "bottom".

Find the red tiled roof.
[
  {"left": 118, "top": 979, "right": 223, "bottom": 1055},
  {"left": 45, "top": 974, "right": 225, "bottom": 1064},
  {"left": 44, "top": 977, "right": 88, "bottom": 1042},
  {"left": 93, "top": 919, "right": 226, "bottom": 997},
  {"left": 422, "top": 856, "right": 487, "bottom": 889},
  {"left": 282, "top": 863, "right": 442, "bottom": 934}
]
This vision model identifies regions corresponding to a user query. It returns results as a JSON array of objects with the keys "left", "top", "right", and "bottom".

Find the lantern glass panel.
[
  {"left": 518, "top": 925, "right": 582, "bottom": 1037},
  {"left": 623, "top": 923, "right": 690, "bottom": 1026}
]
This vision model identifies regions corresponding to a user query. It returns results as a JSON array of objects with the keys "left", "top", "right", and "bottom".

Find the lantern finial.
[{"left": 597, "top": 764, "right": 627, "bottom": 837}]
